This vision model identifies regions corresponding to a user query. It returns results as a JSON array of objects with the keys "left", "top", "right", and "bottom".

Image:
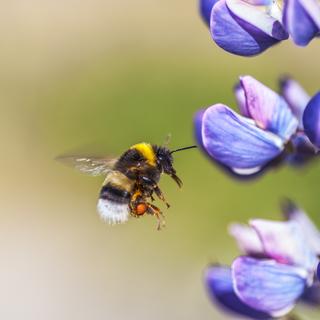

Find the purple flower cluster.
[
  {"left": 198, "top": 0, "right": 320, "bottom": 318},
  {"left": 200, "top": 0, "right": 320, "bottom": 56},
  {"left": 205, "top": 201, "right": 320, "bottom": 318},
  {"left": 195, "top": 75, "right": 320, "bottom": 177}
]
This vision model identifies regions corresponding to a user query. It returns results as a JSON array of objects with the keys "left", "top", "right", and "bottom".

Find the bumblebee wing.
[
  {"left": 97, "top": 199, "right": 130, "bottom": 224},
  {"left": 57, "top": 155, "right": 117, "bottom": 176}
]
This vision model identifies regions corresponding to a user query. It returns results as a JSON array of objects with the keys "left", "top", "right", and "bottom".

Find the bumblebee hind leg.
[{"left": 146, "top": 203, "right": 166, "bottom": 230}]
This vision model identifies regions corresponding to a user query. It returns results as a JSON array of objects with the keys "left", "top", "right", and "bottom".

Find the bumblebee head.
[
  {"left": 155, "top": 146, "right": 174, "bottom": 174},
  {"left": 155, "top": 144, "right": 197, "bottom": 187}
]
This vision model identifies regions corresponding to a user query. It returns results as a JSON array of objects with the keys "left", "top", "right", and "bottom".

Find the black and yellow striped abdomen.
[{"left": 99, "top": 171, "right": 134, "bottom": 204}]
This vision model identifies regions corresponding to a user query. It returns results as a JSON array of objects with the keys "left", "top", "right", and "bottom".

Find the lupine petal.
[
  {"left": 300, "top": 0, "right": 320, "bottom": 28},
  {"left": 250, "top": 219, "right": 318, "bottom": 271},
  {"left": 283, "top": 0, "right": 320, "bottom": 46},
  {"left": 242, "top": 0, "right": 272, "bottom": 4},
  {"left": 201, "top": 104, "right": 284, "bottom": 172},
  {"left": 303, "top": 92, "right": 320, "bottom": 149},
  {"left": 317, "top": 262, "right": 320, "bottom": 281},
  {"left": 233, "top": 257, "right": 308, "bottom": 316},
  {"left": 205, "top": 265, "right": 271, "bottom": 319},
  {"left": 211, "top": 0, "right": 288, "bottom": 56},
  {"left": 234, "top": 83, "right": 249, "bottom": 117},
  {"left": 226, "top": 0, "right": 288, "bottom": 41},
  {"left": 240, "top": 76, "right": 298, "bottom": 141},
  {"left": 282, "top": 199, "right": 320, "bottom": 255},
  {"left": 194, "top": 109, "right": 206, "bottom": 149},
  {"left": 280, "top": 76, "right": 310, "bottom": 129},
  {"left": 229, "top": 223, "right": 265, "bottom": 256},
  {"left": 195, "top": 108, "right": 272, "bottom": 179},
  {"left": 267, "top": 0, "right": 283, "bottom": 21},
  {"left": 200, "top": 0, "right": 219, "bottom": 25}
]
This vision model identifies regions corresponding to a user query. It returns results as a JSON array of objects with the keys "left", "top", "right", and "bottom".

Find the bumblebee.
[{"left": 59, "top": 142, "right": 196, "bottom": 229}]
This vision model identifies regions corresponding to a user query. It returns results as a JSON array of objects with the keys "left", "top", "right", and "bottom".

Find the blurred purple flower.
[
  {"left": 199, "top": 0, "right": 219, "bottom": 25},
  {"left": 205, "top": 201, "right": 320, "bottom": 318},
  {"left": 280, "top": 76, "right": 320, "bottom": 153},
  {"left": 195, "top": 75, "right": 320, "bottom": 176},
  {"left": 205, "top": 265, "right": 271, "bottom": 319},
  {"left": 303, "top": 92, "right": 320, "bottom": 149},
  {"left": 199, "top": 0, "right": 319, "bottom": 56},
  {"left": 280, "top": 76, "right": 310, "bottom": 128},
  {"left": 283, "top": 0, "right": 320, "bottom": 46},
  {"left": 195, "top": 75, "right": 298, "bottom": 176},
  {"left": 211, "top": 0, "right": 288, "bottom": 56}
]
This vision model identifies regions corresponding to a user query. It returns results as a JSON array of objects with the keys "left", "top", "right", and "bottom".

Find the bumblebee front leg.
[
  {"left": 139, "top": 176, "right": 170, "bottom": 208},
  {"left": 153, "top": 185, "right": 170, "bottom": 208}
]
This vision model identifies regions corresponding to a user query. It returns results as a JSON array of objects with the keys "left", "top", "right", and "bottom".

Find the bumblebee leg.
[
  {"left": 129, "top": 201, "right": 139, "bottom": 218},
  {"left": 153, "top": 185, "right": 170, "bottom": 208},
  {"left": 139, "top": 176, "right": 170, "bottom": 208},
  {"left": 129, "top": 199, "right": 135, "bottom": 215},
  {"left": 146, "top": 203, "right": 166, "bottom": 230}
]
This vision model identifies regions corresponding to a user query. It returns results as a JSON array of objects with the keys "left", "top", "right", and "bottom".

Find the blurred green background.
[{"left": 1, "top": 1, "right": 319, "bottom": 319}]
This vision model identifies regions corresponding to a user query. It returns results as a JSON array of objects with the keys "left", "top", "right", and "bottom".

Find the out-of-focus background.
[{"left": 1, "top": 1, "right": 319, "bottom": 319}]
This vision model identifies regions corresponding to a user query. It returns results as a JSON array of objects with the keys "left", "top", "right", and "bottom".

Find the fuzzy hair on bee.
[{"left": 57, "top": 142, "right": 196, "bottom": 229}]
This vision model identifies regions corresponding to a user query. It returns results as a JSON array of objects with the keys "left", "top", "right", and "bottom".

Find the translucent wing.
[{"left": 57, "top": 155, "right": 117, "bottom": 176}]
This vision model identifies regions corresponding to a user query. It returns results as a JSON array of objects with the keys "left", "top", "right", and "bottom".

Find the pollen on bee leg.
[{"left": 135, "top": 203, "right": 147, "bottom": 215}]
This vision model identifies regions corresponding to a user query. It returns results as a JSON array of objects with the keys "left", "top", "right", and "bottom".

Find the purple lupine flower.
[
  {"left": 205, "top": 265, "right": 271, "bottom": 319},
  {"left": 210, "top": 0, "right": 288, "bottom": 56},
  {"left": 282, "top": 200, "right": 320, "bottom": 305},
  {"left": 280, "top": 76, "right": 320, "bottom": 152},
  {"left": 199, "top": 0, "right": 319, "bottom": 56},
  {"left": 283, "top": 0, "right": 320, "bottom": 46},
  {"left": 199, "top": 0, "right": 219, "bottom": 25},
  {"left": 205, "top": 201, "right": 320, "bottom": 318},
  {"left": 303, "top": 92, "right": 320, "bottom": 149},
  {"left": 280, "top": 76, "right": 310, "bottom": 129},
  {"left": 195, "top": 75, "right": 320, "bottom": 176},
  {"left": 195, "top": 75, "right": 298, "bottom": 176}
]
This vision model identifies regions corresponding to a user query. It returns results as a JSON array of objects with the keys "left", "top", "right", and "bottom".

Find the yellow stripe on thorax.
[{"left": 130, "top": 142, "right": 156, "bottom": 166}]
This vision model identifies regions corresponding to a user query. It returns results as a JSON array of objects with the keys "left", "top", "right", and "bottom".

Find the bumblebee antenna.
[{"left": 170, "top": 145, "right": 197, "bottom": 154}]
